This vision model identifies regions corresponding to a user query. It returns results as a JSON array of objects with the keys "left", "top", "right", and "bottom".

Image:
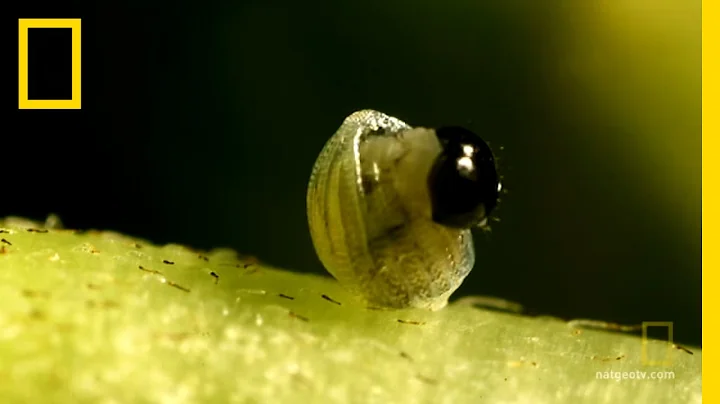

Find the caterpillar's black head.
[{"left": 428, "top": 126, "right": 500, "bottom": 229}]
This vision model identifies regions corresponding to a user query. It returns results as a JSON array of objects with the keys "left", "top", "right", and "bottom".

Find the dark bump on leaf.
[
  {"left": 400, "top": 351, "right": 414, "bottom": 361},
  {"left": 138, "top": 265, "right": 163, "bottom": 275},
  {"left": 28, "top": 309, "right": 46, "bottom": 320},
  {"left": 397, "top": 319, "right": 425, "bottom": 326},
  {"left": 592, "top": 355, "right": 625, "bottom": 362},
  {"left": 167, "top": 281, "right": 190, "bottom": 293},
  {"left": 321, "top": 294, "right": 341, "bottom": 305},
  {"left": 415, "top": 374, "right": 439, "bottom": 385},
  {"left": 289, "top": 311, "right": 309, "bottom": 322},
  {"left": 27, "top": 228, "right": 49, "bottom": 233},
  {"left": 278, "top": 293, "right": 295, "bottom": 300},
  {"left": 22, "top": 289, "right": 50, "bottom": 299},
  {"left": 162, "top": 260, "right": 175, "bottom": 265},
  {"left": 674, "top": 344, "right": 694, "bottom": 355}
]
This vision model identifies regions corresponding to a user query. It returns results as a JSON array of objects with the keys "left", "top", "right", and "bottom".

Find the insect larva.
[{"left": 307, "top": 110, "right": 500, "bottom": 310}]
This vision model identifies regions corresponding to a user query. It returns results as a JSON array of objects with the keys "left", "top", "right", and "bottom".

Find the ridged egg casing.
[{"left": 307, "top": 110, "right": 475, "bottom": 311}]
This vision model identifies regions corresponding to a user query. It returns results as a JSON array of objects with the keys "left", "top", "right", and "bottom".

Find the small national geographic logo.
[
  {"left": 18, "top": 18, "right": 81, "bottom": 109},
  {"left": 641, "top": 321, "right": 673, "bottom": 367}
]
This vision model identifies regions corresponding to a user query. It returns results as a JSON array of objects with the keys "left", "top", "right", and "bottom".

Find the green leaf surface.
[{"left": 0, "top": 218, "right": 701, "bottom": 403}]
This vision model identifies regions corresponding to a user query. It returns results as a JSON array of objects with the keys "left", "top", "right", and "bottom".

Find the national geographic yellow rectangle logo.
[
  {"left": 18, "top": 18, "right": 81, "bottom": 109},
  {"left": 641, "top": 321, "right": 673, "bottom": 366}
]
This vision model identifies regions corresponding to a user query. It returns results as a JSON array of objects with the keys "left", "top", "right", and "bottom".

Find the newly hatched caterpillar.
[{"left": 307, "top": 110, "right": 500, "bottom": 310}]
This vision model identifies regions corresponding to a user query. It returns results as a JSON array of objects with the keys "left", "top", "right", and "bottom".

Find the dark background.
[{"left": 8, "top": 1, "right": 701, "bottom": 345}]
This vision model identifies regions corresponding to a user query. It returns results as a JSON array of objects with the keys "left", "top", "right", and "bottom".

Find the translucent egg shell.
[{"left": 307, "top": 110, "right": 499, "bottom": 311}]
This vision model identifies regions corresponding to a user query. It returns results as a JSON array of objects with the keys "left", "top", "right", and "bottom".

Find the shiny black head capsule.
[{"left": 427, "top": 126, "right": 500, "bottom": 229}]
